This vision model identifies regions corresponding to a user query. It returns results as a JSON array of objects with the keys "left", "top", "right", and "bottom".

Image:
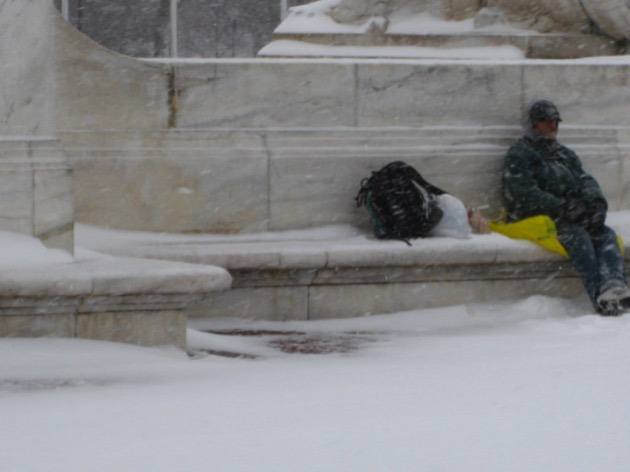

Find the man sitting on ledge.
[{"left": 503, "top": 99, "right": 630, "bottom": 316}]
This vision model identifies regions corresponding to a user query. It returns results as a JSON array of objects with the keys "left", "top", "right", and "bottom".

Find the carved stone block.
[{"left": 0, "top": 138, "right": 74, "bottom": 253}]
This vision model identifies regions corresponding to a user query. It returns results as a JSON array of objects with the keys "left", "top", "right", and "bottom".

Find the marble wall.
[
  {"left": 0, "top": 138, "right": 74, "bottom": 251},
  {"left": 14, "top": 3, "right": 621, "bottom": 239},
  {"left": 0, "top": 2, "right": 74, "bottom": 252},
  {"left": 62, "top": 125, "right": 627, "bottom": 233},
  {"left": 65, "top": 130, "right": 269, "bottom": 232},
  {"left": 169, "top": 60, "right": 630, "bottom": 128},
  {"left": 48, "top": 12, "right": 630, "bottom": 233},
  {"left": 174, "top": 62, "right": 356, "bottom": 128},
  {"left": 522, "top": 64, "right": 630, "bottom": 125},
  {"left": 54, "top": 16, "right": 170, "bottom": 132},
  {"left": 355, "top": 63, "right": 523, "bottom": 127},
  {"left": 58, "top": 57, "right": 630, "bottom": 131},
  {"left": 0, "top": 0, "right": 57, "bottom": 136}
]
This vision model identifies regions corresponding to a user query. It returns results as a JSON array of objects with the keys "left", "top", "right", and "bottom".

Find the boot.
[{"left": 596, "top": 284, "right": 630, "bottom": 316}]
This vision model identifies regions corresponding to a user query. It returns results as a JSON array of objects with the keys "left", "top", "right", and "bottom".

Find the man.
[{"left": 503, "top": 99, "right": 630, "bottom": 316}]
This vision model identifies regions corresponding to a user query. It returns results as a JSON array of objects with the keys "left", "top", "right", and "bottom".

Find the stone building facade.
[{"left": 54, "top": 0, "right": 310, "bottom": 57}]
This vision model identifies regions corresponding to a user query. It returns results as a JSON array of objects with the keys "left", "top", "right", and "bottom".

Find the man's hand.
[
  {"left": 584, "top": 199, "right": 607, "bottom": 232},
  {"left": 563, "top": 197, "right": 587, "bottom": 224}
]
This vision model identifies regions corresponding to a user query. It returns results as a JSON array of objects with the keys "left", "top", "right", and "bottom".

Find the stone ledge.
[
  {"left": 78, "top": 224, "right": 614, "bottom": 319},
  {"left": 0, "top": 254, "right": 232, "bottom": 347}
]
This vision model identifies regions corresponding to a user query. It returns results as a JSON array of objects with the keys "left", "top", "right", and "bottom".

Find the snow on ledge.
[
  {"left": 275, "top": 4, "right": 537, "bottom": 36},
  {"left": 75, "top": 211, "right": 630, "bottom": 270},
  {"left": 0, "top": 231, "right": 73, "bottom": 268},
  {"left": 141, "top": 55, "right": 630, "bottom": 66},
  {"left": 259, "top": 40, "right": 526, "bottom": 60},
  {"left": 386, "top": 12, "right": 536, "bottom": 36}
]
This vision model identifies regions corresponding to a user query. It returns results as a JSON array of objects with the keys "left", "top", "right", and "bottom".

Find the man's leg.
[
  {"left": 556, "top": 222, "right": 601, "bottom": 308},
  {"left": 590, "top": 224, "right": 626, "bottom": 292},
  {"left": 587, "top": 224, "right": 630, "bottom": 315}
]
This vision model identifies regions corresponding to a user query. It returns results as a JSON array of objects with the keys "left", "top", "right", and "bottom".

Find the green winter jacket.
[{"left": 503, "top": 132, "right": 606, "bottom": 221}]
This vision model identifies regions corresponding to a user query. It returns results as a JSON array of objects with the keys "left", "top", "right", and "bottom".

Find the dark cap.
[{"left": 529, "top": 100, "right": 562, "bottom": 123}]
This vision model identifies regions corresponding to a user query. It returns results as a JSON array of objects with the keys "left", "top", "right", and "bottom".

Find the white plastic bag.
[{"left": 428, "top": 194, "right": 472, "bottom": 239}]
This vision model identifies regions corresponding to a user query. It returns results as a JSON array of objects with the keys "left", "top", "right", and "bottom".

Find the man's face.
[{"left": 533, "top": 119, "right": 559, "bottom": 139}]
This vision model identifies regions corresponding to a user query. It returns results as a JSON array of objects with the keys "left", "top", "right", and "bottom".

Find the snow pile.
[
  {"left": 77, "top": 222, "right": 363, "bottom": 247},
  {"left": 76, "top": 211, "right": 630, "bottom": 262},
  {"left": 269, "top": 2, "right": 532, "bottom": 59},
  {"left": 276, "top": 3, "right": 535, "bottom": 36},
  {"left": 3, "top": 296, "right": 630, "bottom": 471},
  {"left": 386, "top": 11, "right": 534, "bottom": 35},
  {"left": 0, "top": 231, "right": 73, "bottom": 268},
  {"left": 275, "top": 0, "right": 382, "bottom": 35}
]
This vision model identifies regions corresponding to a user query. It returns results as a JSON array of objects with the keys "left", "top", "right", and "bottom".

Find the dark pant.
[{"left": 556, "top": 223, "right": 626, "bottom": 309}]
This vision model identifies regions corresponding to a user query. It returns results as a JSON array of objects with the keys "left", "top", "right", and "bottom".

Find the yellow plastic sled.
[{"left": 489, "top": 215, "right": 624, "bottom": 258}]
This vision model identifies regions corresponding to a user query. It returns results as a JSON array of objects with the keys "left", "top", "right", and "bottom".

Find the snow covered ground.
[
  {"left": 4, "top": 215, "right": 630, "bottom": 470},
  {"left": 3, "top": 295, "right": 630, "bottom": 471},
  {"left": 0, "top": 231, "right": 73, "bottom": 268}
]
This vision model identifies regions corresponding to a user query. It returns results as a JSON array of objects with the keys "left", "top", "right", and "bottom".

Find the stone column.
[{"left": 0, "top": 0, "right": 73, "bottom": 253}]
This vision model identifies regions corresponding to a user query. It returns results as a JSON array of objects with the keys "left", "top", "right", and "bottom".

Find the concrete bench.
[
  {"left": 62, "top": 123, "right": 630, "bottom": 321},
  {"left": 0, "top": 253, "right": 231, "bottom": 348},
  {"left": 77, "top": 221, "right": 630, "bottom": 321},
  {"left": 65, "top": 123, "right": 630, "bottom": 321}
]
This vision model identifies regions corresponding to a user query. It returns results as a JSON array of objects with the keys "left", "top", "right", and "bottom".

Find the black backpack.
[{"left": 355, "top": 161, "right": 445, "bottom": 244}]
